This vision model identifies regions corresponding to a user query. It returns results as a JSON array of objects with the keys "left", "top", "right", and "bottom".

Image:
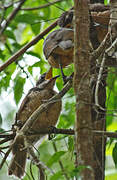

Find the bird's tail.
[{"left": 8, "top": 135, "right": 27, "bottom": 178}]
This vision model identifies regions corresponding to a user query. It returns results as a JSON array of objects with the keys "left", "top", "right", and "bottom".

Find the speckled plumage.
[{"left": 8, "top": 75, "right": 62, "bottom": 178}]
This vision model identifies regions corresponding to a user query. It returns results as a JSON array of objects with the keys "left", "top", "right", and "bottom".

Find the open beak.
[
  {"left": 45, "top": 67, "right": 53, "bottom": 80},
  {"left": 45, "top": 67, "right": 60, "bottom": 81}
]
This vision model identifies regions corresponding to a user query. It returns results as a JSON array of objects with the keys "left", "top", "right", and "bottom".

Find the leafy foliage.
[
  {"left": 112, "top": 142, "right": 117, "bottom": 168},
  {"left": 13, "top": 74, "right": 26, "bottom": 104},
  {"left": 0, "top": 0, "right": 75, "bottom": 179},
  {"left": 0, "top": 0, "right": 116, "bottom": 179}
]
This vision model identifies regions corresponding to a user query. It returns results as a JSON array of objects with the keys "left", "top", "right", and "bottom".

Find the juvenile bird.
[
  {"left": 43, "top": 28, "right": 74, "bottom": 83},
  {"left": 8, "top": 70, "right": 62, "bottom": 178}
]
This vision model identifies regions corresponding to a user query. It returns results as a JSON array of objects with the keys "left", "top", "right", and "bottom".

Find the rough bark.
[
  {"left": 74, "top": 0, "right": 94, "bottom": 179},
  {"left": 89, "top": 2, "right": 108, "bottom": 180}
]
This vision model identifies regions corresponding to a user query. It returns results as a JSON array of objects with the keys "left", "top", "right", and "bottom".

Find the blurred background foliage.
[
  {"left": 0, "top": 0, "right": 75, "bottom": 180},
  {"left": 0, "top": 0, "right": 117, "bottom": 179}
]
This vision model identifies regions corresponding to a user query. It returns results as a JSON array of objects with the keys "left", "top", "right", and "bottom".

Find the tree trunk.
[{"left": 74, "top": 0, "right": 95, "bottom": 179}]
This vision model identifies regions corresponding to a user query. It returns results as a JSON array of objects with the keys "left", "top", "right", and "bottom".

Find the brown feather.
[{"left": 8, "top": 75, "right": 62, "bottom": 178}]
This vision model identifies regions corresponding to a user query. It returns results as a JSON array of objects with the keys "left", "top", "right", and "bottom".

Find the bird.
[
  {"left": 8, "top": 69, "right": 62, "bottom": 179},
  {"left": 57, "top": 8, "right": 74, "bottom": 29},
  {"left": 57, "top": 3, "right": 110, "bottom": 48},
  {"left": 43, "top": 28, "right": 74, "bottom": 83},
  {"left": 43, "top": 4, "right": 110, "bottom": 84}
]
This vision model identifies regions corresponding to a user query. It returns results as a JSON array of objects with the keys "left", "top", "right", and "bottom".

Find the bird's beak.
[
  {"left": 47, "top": 75, "right": 60, "bottom": 88},
  {"left": 45, "top": 67, "right": 60, "bottom": 81},
  {"left": 45, "top": 74, "right": 60, "bottom": 89},
  {"left": 45, "top": 67, "right": 53, "bottom": 80}
]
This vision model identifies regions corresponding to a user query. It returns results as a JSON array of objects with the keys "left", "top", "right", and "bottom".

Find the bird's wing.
[{"left": 16, "top": 87, "right": 40, "bottom": 120}]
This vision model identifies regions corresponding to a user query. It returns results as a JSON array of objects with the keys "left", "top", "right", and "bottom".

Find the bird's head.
[{"left": 36, "top": 67, "right": 59, "bottom": 90}]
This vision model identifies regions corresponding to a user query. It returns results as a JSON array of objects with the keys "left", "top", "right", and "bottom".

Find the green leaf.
[
  {"left": 28, "top": 66, "right": 33, "bottom": 75},
  {"left": 107, "top": 137, "right": 115, "bottom": 149},
  {"left": 5, "top": 6, "right": 13, "bottom": 18},
  {"left": 112, "top": 142, "right": 117, "bottom": 168},
  {"left": 0, "top": 114, "right": 2, "bottom": 127},
  {"left": 14, "top": 75, "right": 25, "bottom": 105},
  {"left": 31, "top": 23, "right": 41, "bottom": 35},
  {"left": 104, "top": 0, "right": 109, "bottom": 5},
  {"left": 28, "top": 61, "right": 42, "bottom": 75},
  {"left": 4, "top": 30, "right": 16, "bottom": 40},
  {"left": 68, "top": 136, "right": 74, "bottom": 152},
  {"left": 50, "top": 171, "right": 63, "bottom": 180},
  {"left": 0, "top": 128, "right": 5, "bottom": 133},
  {"left": 15, "top": 14, "right": 38, "bottom": 24},
  {"left": 70, "top": 166, "right": 89, "bottom": 178},
  {"left": 47, "top": 151, "right": 66, "bottom": 167},
  {"left": 0, "top": 49, "right": 5, "bottom": 59},
  {"left": 0, "top": 74, "right": 11, "bottom": 92},
  {"left": 26, "top": 51, "right": 41, "bottom": 59}
]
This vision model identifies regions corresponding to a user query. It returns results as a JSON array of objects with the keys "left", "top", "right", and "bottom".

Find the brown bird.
[
  {"left": 58, "top": 4, "right": 110, "bottom": 48},
  {"left": 58, "top": 8, "right": 74, "bottom": 29},
  {"left": 8, "top": 70, "right": 62, "bottom": 178},
  {"left": 43, "top": 28, "right": 74, "bottom": 83}
]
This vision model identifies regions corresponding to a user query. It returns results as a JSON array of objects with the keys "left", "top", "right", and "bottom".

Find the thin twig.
[
  {"left": 0, "top": 0, "right": 26, "bottom": 35},
  {"left": 52, "top": 141, "right": 69, "bottom": 180},
  {"left": 45, "top": 0, "right": 65, "bottom": 11},
  {"left": 0, "top": 137, "right": 14, "bottom": 145},
  {"left": 93, "top": 130, "right": 117, "bottom": 138},
  {"left": 91, "top": 32, "right": 111, "bottom": 62},
  {"left": 21, "top": 76, "right": 73, "bottom": 135},
  {"left": 95, "top": 54, "right": 106, "bottom": 109},
  {"left": 21, "top": 0, "right": 66, "bottom": 11},
  {"left": 106, "top": 38, "right": 117, "bottom": 57},
  {"left": 0, "top": 20, "right": 58, "bottom": 72},
  {"left": 30, "top": 161, "right": 35, "bottom": 180},
  {"left": 27, "top": 128, "right": 117, "bottom": 139},
  {"left": 0, "top": 146, "right": 12, "bottom": 169},
  {"left": 28, "top": 147, "right": 51, "bottom": 180},
  {"left": 0, "top": 133, "right": 14, "bottom": 139},
  {"left": 0, "top": 146, "right": 10, "bottom": 150},
  {"left": 27, "top": 127, "right": 74, "bottom": 136}
]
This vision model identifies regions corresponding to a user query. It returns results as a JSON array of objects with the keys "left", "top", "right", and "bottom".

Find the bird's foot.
[
  {"left": 48, "top": 126, "right": 57, "bottom": 140},
  {"left": 12, "top": 120, "right": 23, "bottom": 131},
  {"left": 62, "top": 72, "right": 74, "bottom": 85}
]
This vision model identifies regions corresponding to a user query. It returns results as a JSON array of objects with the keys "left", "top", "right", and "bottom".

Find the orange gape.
[{"left": 8, "top": 72, "right": 62, "bottom": 178}]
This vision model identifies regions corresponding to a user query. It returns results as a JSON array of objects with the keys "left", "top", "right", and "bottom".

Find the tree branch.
[
  {"left": 0, "top": 20, "right": 58, "bottom": 72},
  {"left": 21, "top": 76, "right": 73, "bottom": 135},
  {"left": 95, "top": 54, "right": 106, "bottom": 109},
  {"left": 0, "top": 0, "right": 26, "bottom": 36},
  {"left": 28, "top": 148, "right": 45, "bottom": 180},
  {"left": 27, "top": 128, "right": 117, "bottom": 139},
  {"left": 1, "top": 128, "right": 117, "bottom": 147}
]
